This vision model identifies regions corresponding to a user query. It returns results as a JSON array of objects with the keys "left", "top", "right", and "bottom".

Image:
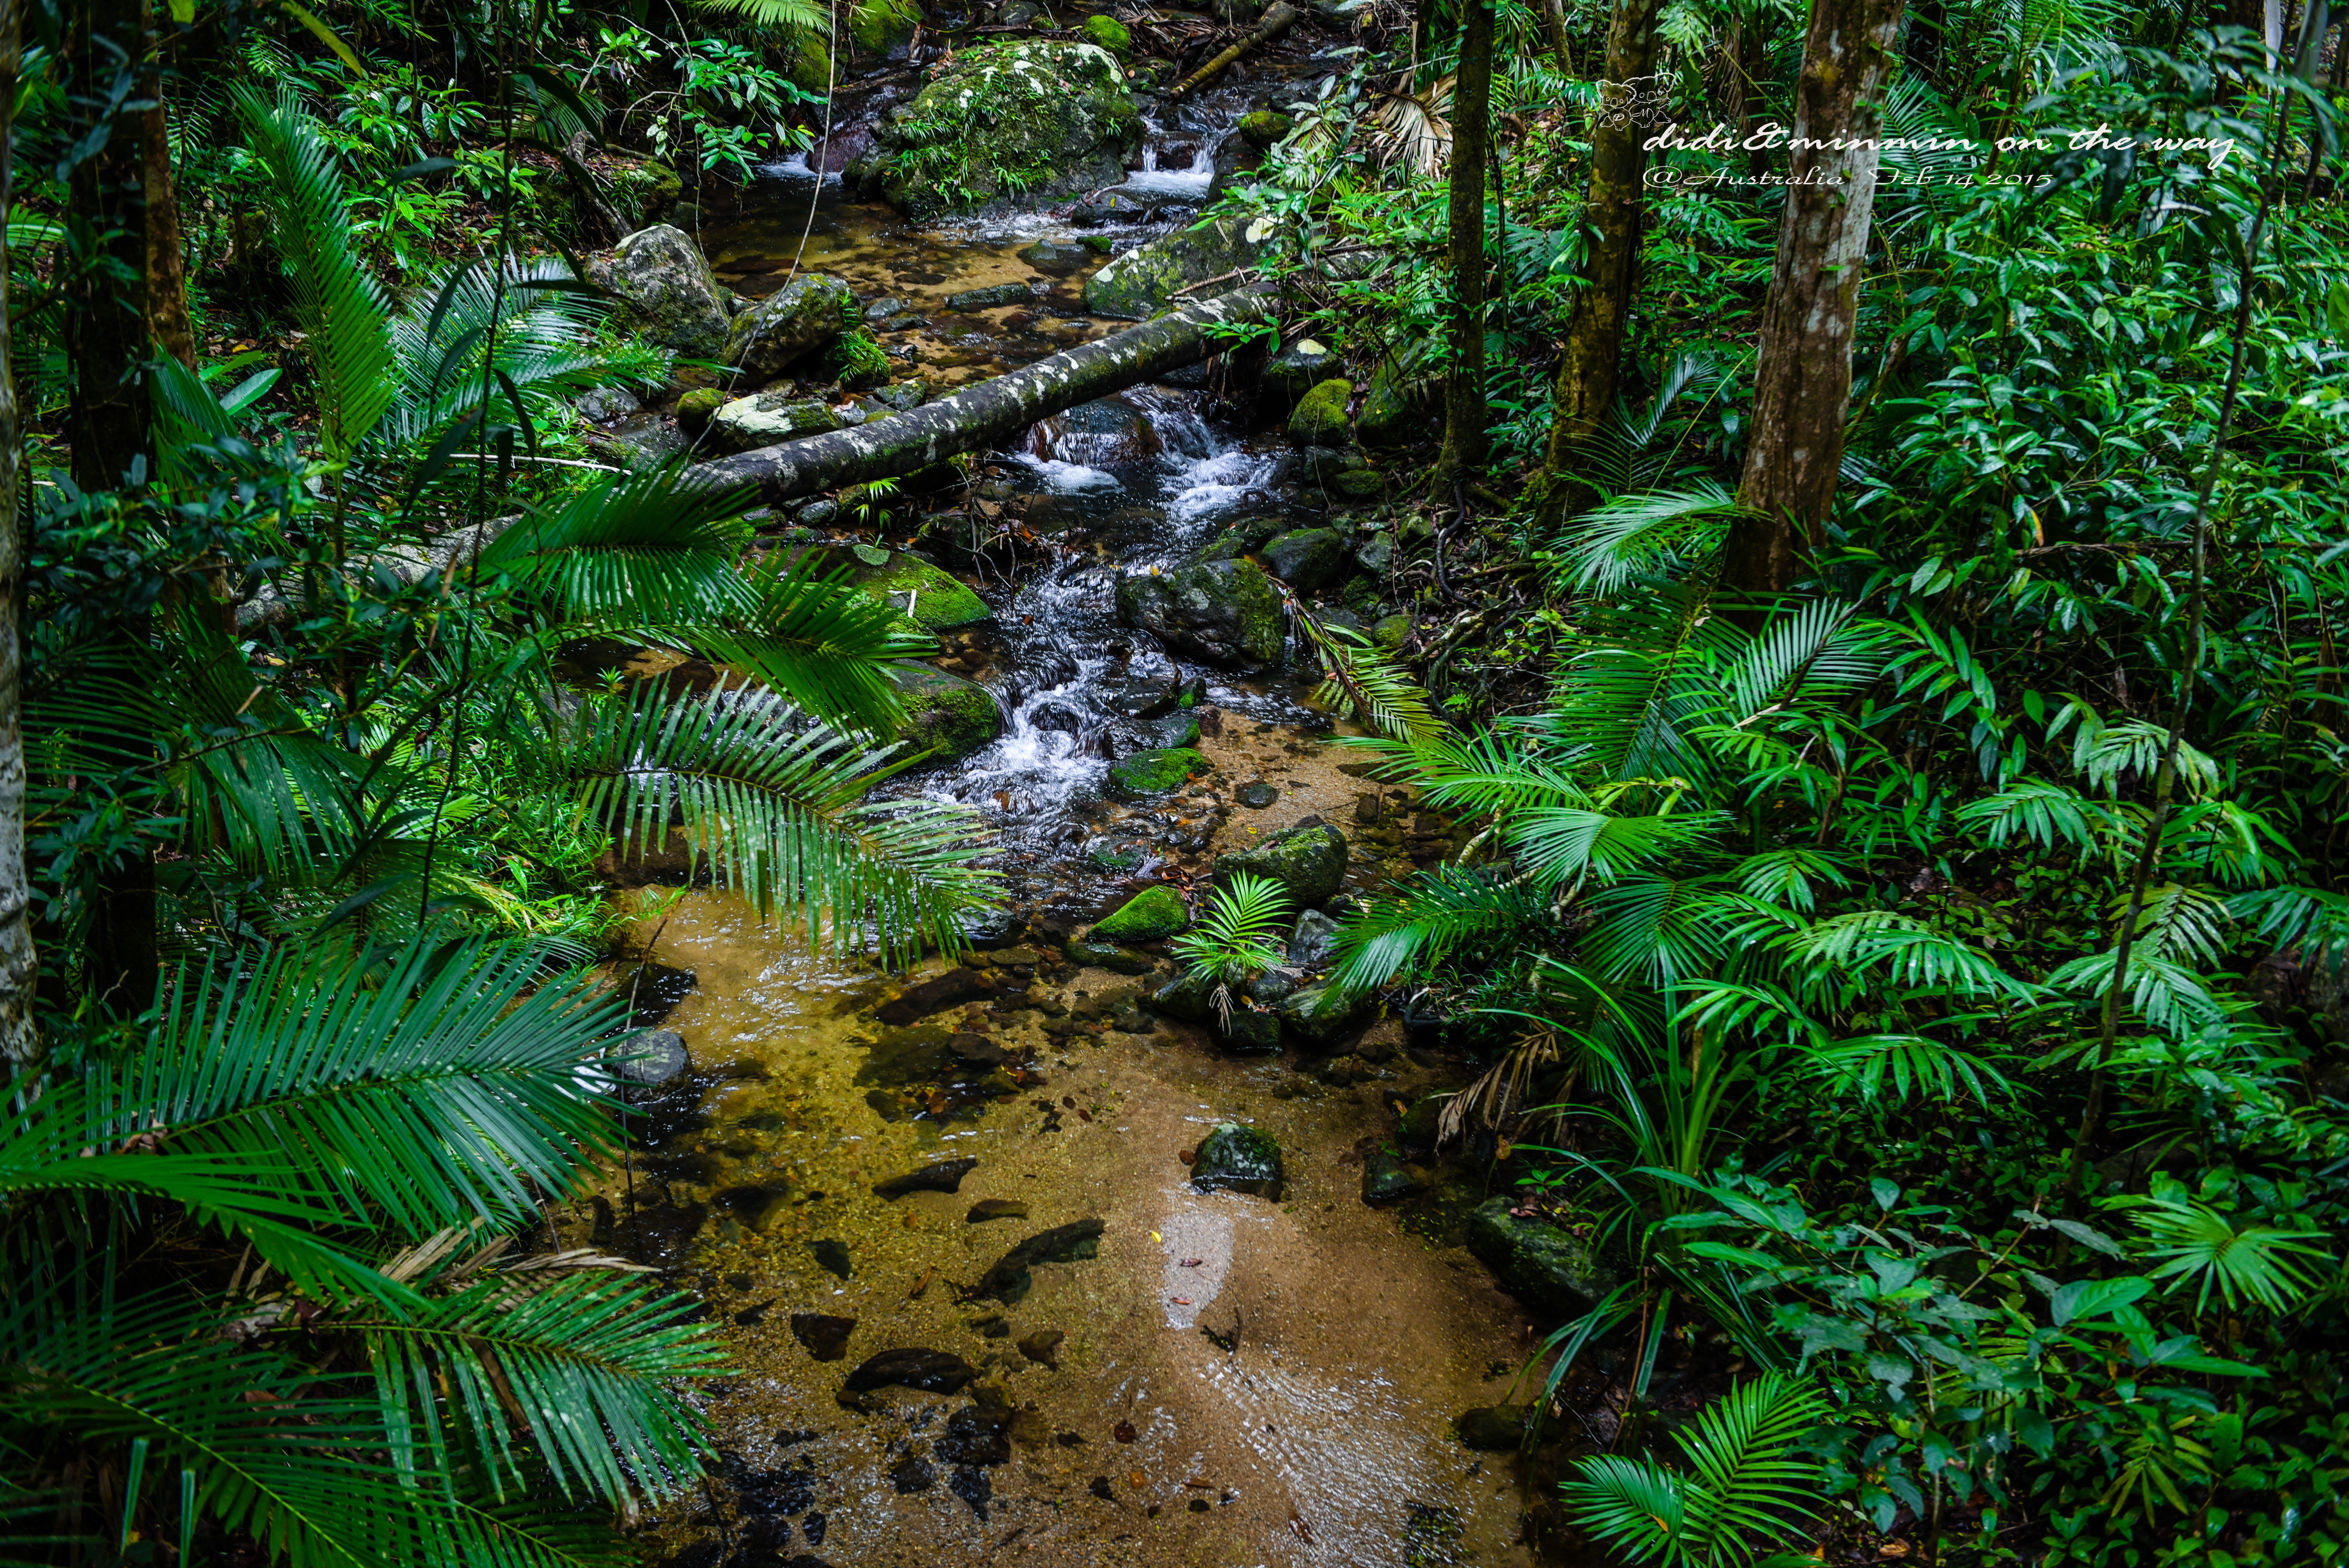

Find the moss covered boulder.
[
  {"left": 1092, "top": 885, "right": 1188, "bottom": 941},
  {"left": 1465, "top": 1198, "right": 1614, "bottom": 1317},
  {"left": 1115, "top": 558, "right": 1283, "bottom": 670},
  {"left": 1356, "top": 366, "right": 1426, "bottom": 447},
  {"left": 1278, "top": 980, "right": 1371, "bottom": 1044},
  {"left": 1190, "top": 1122, "right": 1283, "bottom": 1197},
  {"left": 1287, "top": 378, "right": 1354, "bottom": 446},
  {"left": 891, "top": 664, "right": 1002, "bottom": 763},
  {"left": 709, "top": 392, "right": 839, "bottom": 454},
  {"left": 724, "top": 273, "right": 854, "bottom": 383},
  {"left": 852, "top": 551, "right": 990, "bottom": 631},
  {"left": 850, "top": 0, "right": 920, "bottom": 53},
  {"left": 607, "top": 156, "right": 684, "bottom": 228},
  {"left": 585, "top": 225, "right": 730, "bottom": 358},
  {"left": 1104, "top": 747, "right": 1210, "bottom": 801},
  {"left": 1263, "top": 527, "right": 1352, "bottom": 591},
  {"left": 1079, "top": 12, "right": 1132, "bottom": 51},
  {"left": 1083, "top": 214, "right": 1275, "bottom": 320},
  {"left": 674, "top": 386, "right": 725, "bottom": 435},
  {"left": 1214, "top": 822, "right": 1348, "bottom": 908},
  {"left": 874, "top": 41, "right": 1141, "bottom": 221}
]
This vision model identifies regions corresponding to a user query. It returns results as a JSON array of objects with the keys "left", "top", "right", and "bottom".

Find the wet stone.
[
  {"left": 937, "top": 1406, "right": 1013, "bottom": 1466},
  {"left": 1289, "top": 909, "right": 1340, "bottom": 968},
  {"left": 1465, "top": 1197, "right": 1613, "bottom": 1317},
  {"left": 1361, "top": 1152, "right": 1429, "bottom": 1206},
  {"left": 809, "top": 1239, "right": 852, "bottom": 1279},
  {"left": 975, "top": 1218, "right": 1106, "bottom": 1303},
  {"left": 948, "top": 1463, "right": 993, "bottom": 1519},
  {"left": 1190, "top": 1121, "right": 1284, "bottom": 1197},
  {"left": 948, "top": 282, "right": 1032, "bottom": 311},
  {"left": 1456, "top": 1404, "right": 1531, "bottom": 1450},
  {"left": 1238, "top": 782, "right": 1279, "bottom": 808},
  {"left": 1214, "top": 822, "right": 1350, "bottom": 909},
  {"left": 614, "top": 1028, "right": 690, "bottom": 1086},
  {"left": 1017, "top": 1328, "right": 1065, "bottom": 1367},
  {"left": 1018, "top": 239, "right": 1091, "bottom": 276},
  {"left": 844, "top": 1348, "right": 978, "bottom": 1395},
  {"left": 876, "top": 967, "right": 996, "bottom": 1026},
  {"left": 889, "top": 1456, "right": 937, "bottom": 1493},
  {"left": 949, "top": 1032, "right": 1009, "bottom": 1067},
  {"left": 1219, "top": 1006, "right": 1283, "bottom": 1055},
  {"left": 873, "top": 1157, "right": 978, "bottom": 1197},
  {"left": 1066, "top": 940, "right": 1155, "bottom": 975},
  {"left": 862, "top": 295, "right": 907, "bottom": 323},
  {"left": 968, "top": 1197, "right": 1031, "bottom": 1222}
]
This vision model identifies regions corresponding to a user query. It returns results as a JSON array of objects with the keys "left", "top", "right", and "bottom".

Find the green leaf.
[{"left": 2049, "top": 1275, "right": 2152, "bottom": 1327}]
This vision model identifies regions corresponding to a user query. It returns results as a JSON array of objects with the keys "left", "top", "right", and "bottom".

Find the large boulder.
[
  {"left": 585, "top": 225, "right": 729, "bottom": 358},
  {"left": 1287, "top": 380, "right": 1353, "bottom": 446},
  {"left": 848, "top": 550, "right": 990, "bottom": 631},
  {"left": 1356, "top": 365, "right": 1428, "bottom": 447},
  {"left": 872, "top": 41, "right": 1141, "bottom": 221},
  {"left": 1213, "top": 822, "right": 1348, "bottom": 908},
  {"left": 1084, "top": 214, "right": 1275, "bottom": 320},
  {"left": 891, "top": 665, "right": 1002, "bottom": 763},
  {"left": 1262, "top": 527, "right": 1352, "bottom": 591},
  {"left": 709, "top": 392, "right": 839, "bottom": 454},
  {"left": 1278, "top": 980, "right": 1370, "bottom": 1044},
  {"left": 1465, "top": 1197, "right": 1614, "bottom": 1317},
  {"left": 725, "top": 273, "right": 855, "bottom": 383},
  {"left": 1116, "top": 558, "right": 1284, "bottom": 669}
]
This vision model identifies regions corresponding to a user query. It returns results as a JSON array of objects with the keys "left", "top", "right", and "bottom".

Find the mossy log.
[{"left": 686, "top": 284, "right": 1277, "bottom": 502}]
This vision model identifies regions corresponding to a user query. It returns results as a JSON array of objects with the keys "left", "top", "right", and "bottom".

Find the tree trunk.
[
  {"left": 1433, "top": 0, "right": 1495, "bottom": 486},
  {"left": 1722, "top": 0, "right": 1907, "bottom": 594},
  {"left": 689, "top": 284, "right": 1279, "bottom": 500},
  {"left": 66, "top": 0, "right": 155, "bottom": 494},
  {"left": 66, "top": 0, "right": 160, "bottom": 1016},
  {"left": 1539, "top": 0, "right": 1663, "bottom": 486},
  {"left": 143, "top": 101, "right": 196, "bottom": 370},
  {"left": 0, "top": 0, "right": 32, "bottom": 1064}
]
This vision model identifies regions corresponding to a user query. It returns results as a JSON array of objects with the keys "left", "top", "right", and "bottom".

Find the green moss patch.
[
  {"left": 1091, "top": 885, "right": 1189, "bottom": 941},
  {"left": 1079, "top": 13, "right": 1132, "bottom": 51},
  {"left": 891, "top": 664, "right": 1002, "bottom": 764},
  {"left": 1288, "top": 378, "right": 1355, "bottom": 445},
  {"left": 855, "top": 552, "right": 990, "bottom": 630},
  {"left": 1104, "top": 746, "right": 1210, "bottom": 800}
]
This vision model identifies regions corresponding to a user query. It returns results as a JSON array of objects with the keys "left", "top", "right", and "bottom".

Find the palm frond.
[
  {"left": 1554, "top": 483, "right": 1745, "bottom": 593},
  {"left": 1731, "top": 848, "right": 1850, "bottom": 915},
  {"left": 481, "top": 466, "right": 760, "bottom": 627},
  {"left": 2110, "top": 1183, "right": 2332, "bottom": 1314},
  {"left": 689, "top": 0, "right": 831, "bottom": 29},
  {"left": 1326, "top": 866, "right": 1547, "bottom": 991},
  {"left": 1955, "top": 777, "right": 2111, "bottom": 852},
  {"left": 1715, "top": 598, "right": 1888, "bottom": 719},
  {"left": 1801, "top": 1032, "right": 2013, "bottom": 1107},
  {"left": 700, "top": 558, "right": 937, "bottom": 736},
  {"left": 1782, "top": 910, "right": 2030, "bottom": 1000},
  {"left": 1511, "top": 807, "right": 1731, "bottom": 891},
  {"left": 1295, "top": 615, "right": 1446, "bottom": 743},
  {"left": 1346, "top": 723, "right": 1590, "bottom": 817},
  {"left": 1578, "top": 876, "right": 1736, "bottom": 988},
  {"left": 234, "top": 86, "right": 395, "bottom": 459},
  {"left": 561, "top": 680, "right": 998, "bottom": 962}
]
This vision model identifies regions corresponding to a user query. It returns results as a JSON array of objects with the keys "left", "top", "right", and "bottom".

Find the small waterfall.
[{"left": 1122, "top": 138, "right": 1218, "bottom": 201}]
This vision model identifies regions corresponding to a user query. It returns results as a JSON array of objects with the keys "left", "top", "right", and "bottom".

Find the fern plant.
[
  {"left": 1171, "top": 874, "right": 1294, "bottom": 1025},
  {"left": 1559, "top": 1374, "right": 1830, "bottom": 1568}
]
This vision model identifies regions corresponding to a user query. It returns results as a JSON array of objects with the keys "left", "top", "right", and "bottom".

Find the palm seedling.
[{"left": 1171, "top": 873, "right": 1295, "bottom": 1027}]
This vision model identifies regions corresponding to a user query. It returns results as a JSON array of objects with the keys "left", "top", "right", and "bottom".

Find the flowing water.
[{"left": 570, "top": 114, "right": 1554, "bottom": 1568}]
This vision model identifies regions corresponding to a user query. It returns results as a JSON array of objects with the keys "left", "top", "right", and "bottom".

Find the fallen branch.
[
  {"left": 1167, "top": 1, "right": 1299, "bottom": 99},
  {"left": 687, "top": 283, "right": 1279, "bottom": 502}
]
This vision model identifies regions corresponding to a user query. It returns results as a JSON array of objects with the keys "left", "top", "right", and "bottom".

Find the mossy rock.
[
  {"left": 1237, "top": 110, "right": 1293, "bottom": 150},
  {"left": 585, "top": 225, "right": 729, "bottom": 358},
  {"left": 1091, "top": 885, "right": 1189, "bottom": 941},
  {"left": 1079, "top": 12, "right": 1132, "bottom": 51},
  {"left": 850, "top": 0, "right": 921, "bottom": 52},
  {"left": 1262, "top": 527, "right": 1352, "bottom": 591},
  {"left": 1114, "top": 558, "right": 1284, "bottom": 669},
  {"left": 1465, "top": 1197, "right": 1615, "bottom": 1317},
  {"left": 723, "top": 273, "right": 854, "bottom": 382},
  {"left": 891, "top": 664, "right": 1002, "bottom": 764},
  {"left": 1287, "top": 378, "right": 1354, "bottom": 446},
  {"left": 1191, "top": 1122, "right": 1283, "bottom": 1197},
  {"left": 674, "top": 387, "right": 725, "bottom": 434},
  {"left": 1356, "top": 365, "right": 1426, "bottom": 447},
  {"left": 1104, "top": 747, "right": 1210, "bottom": 801},
  {"left": 1149, "top": 968, "right": 1214, "bottom": 1021},
  {"left": 875, "top": 41, "right": 1141, "bottom": 221},
  {"left": 853, "top": 552, "right": 991, "bottom": 631},
  {"left": 1214, "top": 822, "right": 1349, "bottom": 909},
  {"left": 1067, "top": 939, "right": 1156, "bottom": 974},
  {"left": 1083, "top": 214, "right": 1274, "bottom": 320},
  {"left": 1277, "top": 980, "right": 1371, "bottom": 1044}
]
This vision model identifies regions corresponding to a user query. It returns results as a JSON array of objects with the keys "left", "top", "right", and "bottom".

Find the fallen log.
[
  {"left": 686, "top": 282, "right": 1278, "bottom": 503},
  {"left": 1168, "top": 2, "right": 1299, "bottom": 100}
]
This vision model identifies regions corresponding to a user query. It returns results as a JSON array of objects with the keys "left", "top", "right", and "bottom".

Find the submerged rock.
[
  {"left": 975, "top": 1218, "right": 1106, "bottom": 1303},
  {"left": 937, "top": 1406, "right": 1013, "bottom": 1466},
  {"left": 844, "top": 1347, "right": 978, "bottom": 1394},
  {"left": 1083, "top": 214, "right": 1274, "bottom": 320},
  {"left": 1115, "top": 558, "right": 1284, "bottom": 670},
  {"left": 891, "top": 664, "right": 1003, "bottom": 764},
  {"left": 584, "top": 225, "right": 729, "bottom": 358},
  {"left": 724, "top": 272, "right": 854, "bottom": 381},
  {"left": 1361, "top": 1152, "right": 1429, "bottom": 1206},
  {"left": 889, "top": 1455, "right": 937, "bottom": 1492},
  {"left": 948, "top": 282, "right": 1032, "bottom": 311},
  {"left": 1016, "top": 1328, "right": 1065, "bottom": 1367},
  {"left": 1465, "top": 1197, "right": 1613, "bottom": 1317},
  {"left": 1066, "top": 939, "right": 1155, "bottom": 975},
  {"left": 789, "top": 1312, "right": 857, "bottom": 1361},
  {"left": 872, "top": 41, "right": 1141, "bottom": 221},
  {"left": 614, "top": 1028, "right": 689, "bottom": 1086},
  {"left": 873, "top": 1157, "right": 979, "bottom": 1197},
  {"left": 1456, "top": 1404, "right": 1531, "bottom": 1450},
  {"left": 809, "top": 1239, "right": 853, "bottom": 1279},
  {"left": 1190, "top": 1121, "right": 1283, "bottom": 1196},
  {"left": 968, "top": 1197, "right": 1031, "bottom": 1222},
  {"left": 1104, "top": 747, "right": 1210, "bottom": 801},
  {"left": 1214, "top": 822, "right": 1349, "bottom": 909}
]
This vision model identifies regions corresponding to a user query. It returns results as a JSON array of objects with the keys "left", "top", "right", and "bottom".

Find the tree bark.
[
  {"left": 143, "top": 101, "right": 196, "bottom": 370},
  {"left": 0, "top": 0, "right": 32, "bottom": 1064},
  {"left": 689, "top": 284, "right": 1279, "bottom": 501},
  {"left": 1433, "top": 0, "right": 1495, "bottom": 486},
  {"left": 66, "top": 0, "right": 155, "bottom": 494},
  {"left": 1539, "top": 0, "right": 1663, "bottom": 487},
  {"left": 1722, "top": 0, "right": 1907, "bottom": 594}
]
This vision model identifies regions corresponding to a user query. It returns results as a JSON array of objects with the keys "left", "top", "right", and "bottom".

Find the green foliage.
[{"left": 1172, "top": 873, "right": 1294, "bottom": 1020}]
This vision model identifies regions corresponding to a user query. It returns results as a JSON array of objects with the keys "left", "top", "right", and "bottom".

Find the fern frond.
[
  {"left": 1326, "top": 866, "right": 1547, "bottom": 990},
  {"left": 1802, "top": 1033, "right": 2013, "bottom": 1107},
  {"left": 1554, "top": 483, "right": 1744, "bottom": 593}
]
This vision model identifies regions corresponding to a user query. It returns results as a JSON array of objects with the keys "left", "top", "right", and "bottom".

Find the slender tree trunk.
[
  {"left": 0, "top": 0, "right": 32, "bottom": 1064},
  {"left": 1434, "top": 0, "right": 1495, "bottom": 486},
  {"left": 1537, "top": 0, "right": 1662, "bottom": 495},
  {"left": 143, "top": 100, "right": 196, "bottom": 370},
  {"left": 1540, "top": 0, "right": 1575, "bottom": 73},
  {"left": 66, "top": 0, "right": 160, "bottom": 1016},
  {"left": 1721, "top": 0, "right": 1907, "bottom": 593}
]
